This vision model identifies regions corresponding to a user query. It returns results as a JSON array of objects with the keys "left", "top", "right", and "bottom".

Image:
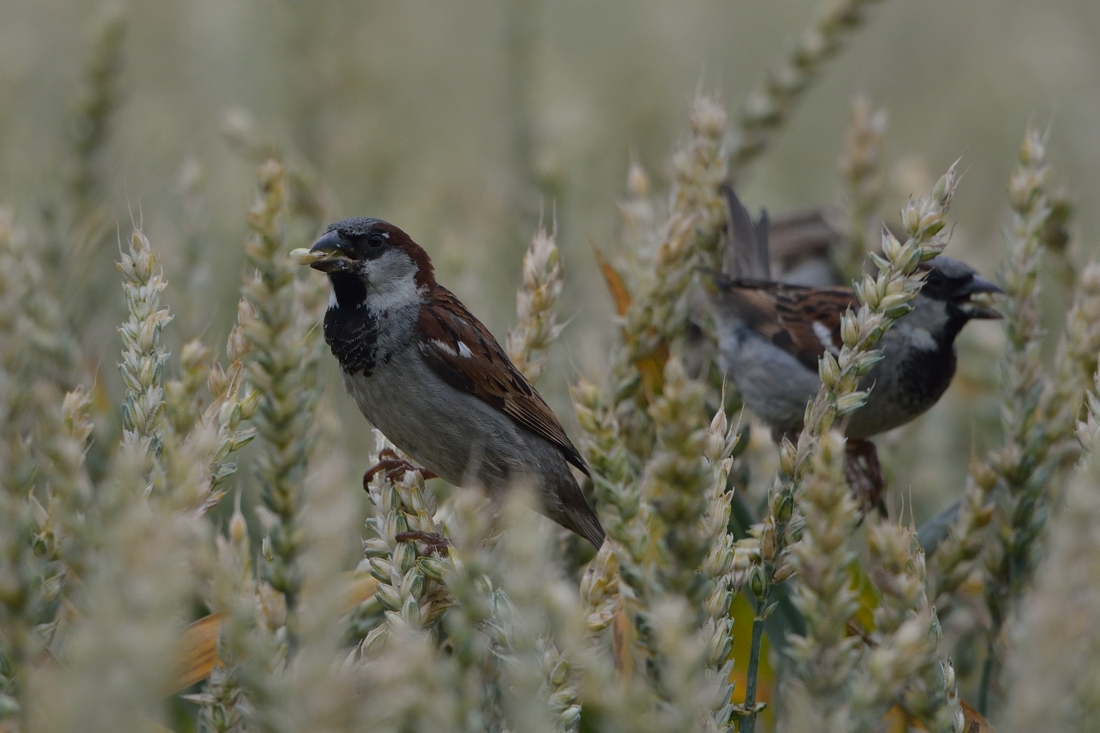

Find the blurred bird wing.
[{"left": 414, "top": 286, "right": 588, "bottom": 474}]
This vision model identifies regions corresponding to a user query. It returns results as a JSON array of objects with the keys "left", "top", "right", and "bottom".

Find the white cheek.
[
  {"left": 361, "top": 250, "right": 424, "bottom": 311},
  {"left": 366, "top": 272, "right": 422, "bottom": 311},
  {"left": 329, "top": 289, "right": 339, "bottom": 309},
  {"left": 909, "top": 328, "right": 938, "bottom": 351}
]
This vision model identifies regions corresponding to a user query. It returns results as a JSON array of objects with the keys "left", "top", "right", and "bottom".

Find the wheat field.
[{"left": 1, "top": 1, "right": 1098, "bottom": 731}]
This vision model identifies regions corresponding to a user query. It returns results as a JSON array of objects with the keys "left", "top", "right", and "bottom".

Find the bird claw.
[
  {"left": 394, "top": 531, "right": 450, "bottom": 556},
  {"left": 363, "top": 449, "right": 437, "bottom": 490},
  {"left": 845, "top": 439, "right": 886, "bottom": 516}
]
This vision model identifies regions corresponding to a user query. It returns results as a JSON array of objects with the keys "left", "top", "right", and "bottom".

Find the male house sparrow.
[
  {"left": 304, "top": 218, "right": 605, "bottom": 548},
  {"left": 711, "top": 190, "right": 1002, "bottom": 503}
]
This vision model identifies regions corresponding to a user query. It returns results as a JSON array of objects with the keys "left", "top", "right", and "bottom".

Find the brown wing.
[
  {"left": 414, "top": 286, "right": 588, "bottom": 474},
  {"left": 714, "top": 276, "right": 856, "bottom": 370}
]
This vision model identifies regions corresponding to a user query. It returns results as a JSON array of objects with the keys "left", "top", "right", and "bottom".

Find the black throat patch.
[
  {"left": 323, "top": 274, "right": 379, "bottom": 376},
  {"left": 896, "top": 332, "right": 957, "bottom": 409}
]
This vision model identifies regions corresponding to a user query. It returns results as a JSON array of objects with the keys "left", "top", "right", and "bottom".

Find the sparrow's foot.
[
  {"left": 363, "top": 448, "right": 437, "bottom": 490},
  {"left": 395, "top": 530, "right": 451, "bottom": 556},
  {"left": 845, "top": 438, "right": 886, "bottom": 516}
]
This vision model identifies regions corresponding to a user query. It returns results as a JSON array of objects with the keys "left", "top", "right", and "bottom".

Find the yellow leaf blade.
[
  {"left": 728, "top": 594, "right": 775, "bottom": 729},
  {"left": 168, "top": 611, "right": 226, "bottom": 695},
  {"left": 612, "top": 595, "right": 634, "bottom": 681},
  {"left": 962, "top": 700, "right": 995, "bottom": 732},
  {"left": 591, "top": 242, "right": 633, "bottom": 317},
  {"left": 591, "top": 241, "right": 668, "bottom": 398}
]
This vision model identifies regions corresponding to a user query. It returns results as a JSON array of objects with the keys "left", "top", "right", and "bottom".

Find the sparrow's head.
[
  {"left": 904, "top": 256, "right": 1002, "bottom": 345},
  {"left": 310, "top": 218, "right": 436, "bottom": 310},
  {"left": 917, "top": 256, "right": 1002, "bottom": 321}
]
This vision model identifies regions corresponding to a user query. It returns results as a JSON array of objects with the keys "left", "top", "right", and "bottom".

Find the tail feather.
[
  {"left": 723, "top": 185, "right": 771, "bottom": 280},
  {"left": 561, "top": 504, "right": 606, "bottom": 549},
  {"left": 553, "top": 484, "right": 606, "bottom": 548}
]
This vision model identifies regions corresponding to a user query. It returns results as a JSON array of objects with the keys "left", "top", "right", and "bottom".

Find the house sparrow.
[
  {"left": 710, "top": 189, "right": 1002, "bottom": 505},
  {"left": 303, "top": 217, "right": 605, "bottom": 548}
]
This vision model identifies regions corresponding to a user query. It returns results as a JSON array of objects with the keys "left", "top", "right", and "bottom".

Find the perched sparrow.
[
  {"left": 710, "top": 190, "right": 1002, "bottom": 504},
  {"left": 305, "top": 218, "right": 605, "bottom": 548}
]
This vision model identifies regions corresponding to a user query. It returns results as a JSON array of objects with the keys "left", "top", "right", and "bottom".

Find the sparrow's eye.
[
  {"left": 367, "top": 232, "right": 386, "bottom": 248},
  {"left": 924, "top": 270, "right": 944, "bottom": 288}
]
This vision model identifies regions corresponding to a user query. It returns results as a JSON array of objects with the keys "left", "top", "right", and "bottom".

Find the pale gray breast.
[
  {"left": 343, "top": 346, "right": 562, "bottom": 494},
  {"left": 722, "top": 326, "right": 820, "bottom": 438}
]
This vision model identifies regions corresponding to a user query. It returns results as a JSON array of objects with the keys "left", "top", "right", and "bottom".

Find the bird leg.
[
  {"left": 394, "top": 531, "right": 451, "bottom": 556},
  {"left": 362, "top": 448, "right": 437, "bottom": 490},
  {"left": 845, "top": 438, "right": 886, "bottom": 516}
]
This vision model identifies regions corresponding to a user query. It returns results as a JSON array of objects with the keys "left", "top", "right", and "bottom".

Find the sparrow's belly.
[
  {"left": 341, "top": 347, "right": 572, "bottom": 497},
  {"left": 725, "top": 325, "right": 956, "bottom": 441},
  {"left": 724, "top": 327, "right": 820, "bottom": 439}
]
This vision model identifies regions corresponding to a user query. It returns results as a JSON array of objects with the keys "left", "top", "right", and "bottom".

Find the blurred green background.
[{"left": 1, "top": 0, "right": 1097, "bottom": 520}]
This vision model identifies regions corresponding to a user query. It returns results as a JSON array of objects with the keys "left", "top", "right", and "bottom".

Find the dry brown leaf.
[
  {"left": 591, "top": 241, "right": 668, "bottom": 399},
  {"left": 168, "top": 572, "right": 379, "bottom": 696},
  {"left": 611, "top": 595, "right": 634, "bottom": 681},
  {"left": 591, "top": 242, "right": 633, "bottom": 317},
  {"left": 168, "top": 611, "right": 226, "bottom": 695},
  {"left": 962, "top": 700, "right": 995, "bottom": 732},
  {"left": 881, "top": 699, "right": 995, "bottom": 733},
  {"left": 634, "top": 342, "right": 669, "bottom": 402},
  {"left": 881, "top": 704, "right": 910, "bottom": 732}
]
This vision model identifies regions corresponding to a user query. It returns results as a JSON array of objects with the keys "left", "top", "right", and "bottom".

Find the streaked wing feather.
[
  {"left": 414, "top": 287, "right": 588, "bottom": 474},
  {"left": 715, "top": 277, "right": 856, "bottom": 370},
  {"left": 774, "top": 287, "right": 856, "bottom": 358}
]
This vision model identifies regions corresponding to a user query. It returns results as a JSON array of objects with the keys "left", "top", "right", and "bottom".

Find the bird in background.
[
  {"left": 708, "top": 188, "right": 1003, "bottom": 509},
  {"left": 300, "top": 218, "right": 605, "bottom": 549}
]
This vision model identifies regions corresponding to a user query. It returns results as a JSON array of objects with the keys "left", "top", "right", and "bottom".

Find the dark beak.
[
  {"left": 955, "top": 274, "right": 1004, "bottom": 320},
  {"left": 309, "top": 230, "right": 355, "bottom": 273}
]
